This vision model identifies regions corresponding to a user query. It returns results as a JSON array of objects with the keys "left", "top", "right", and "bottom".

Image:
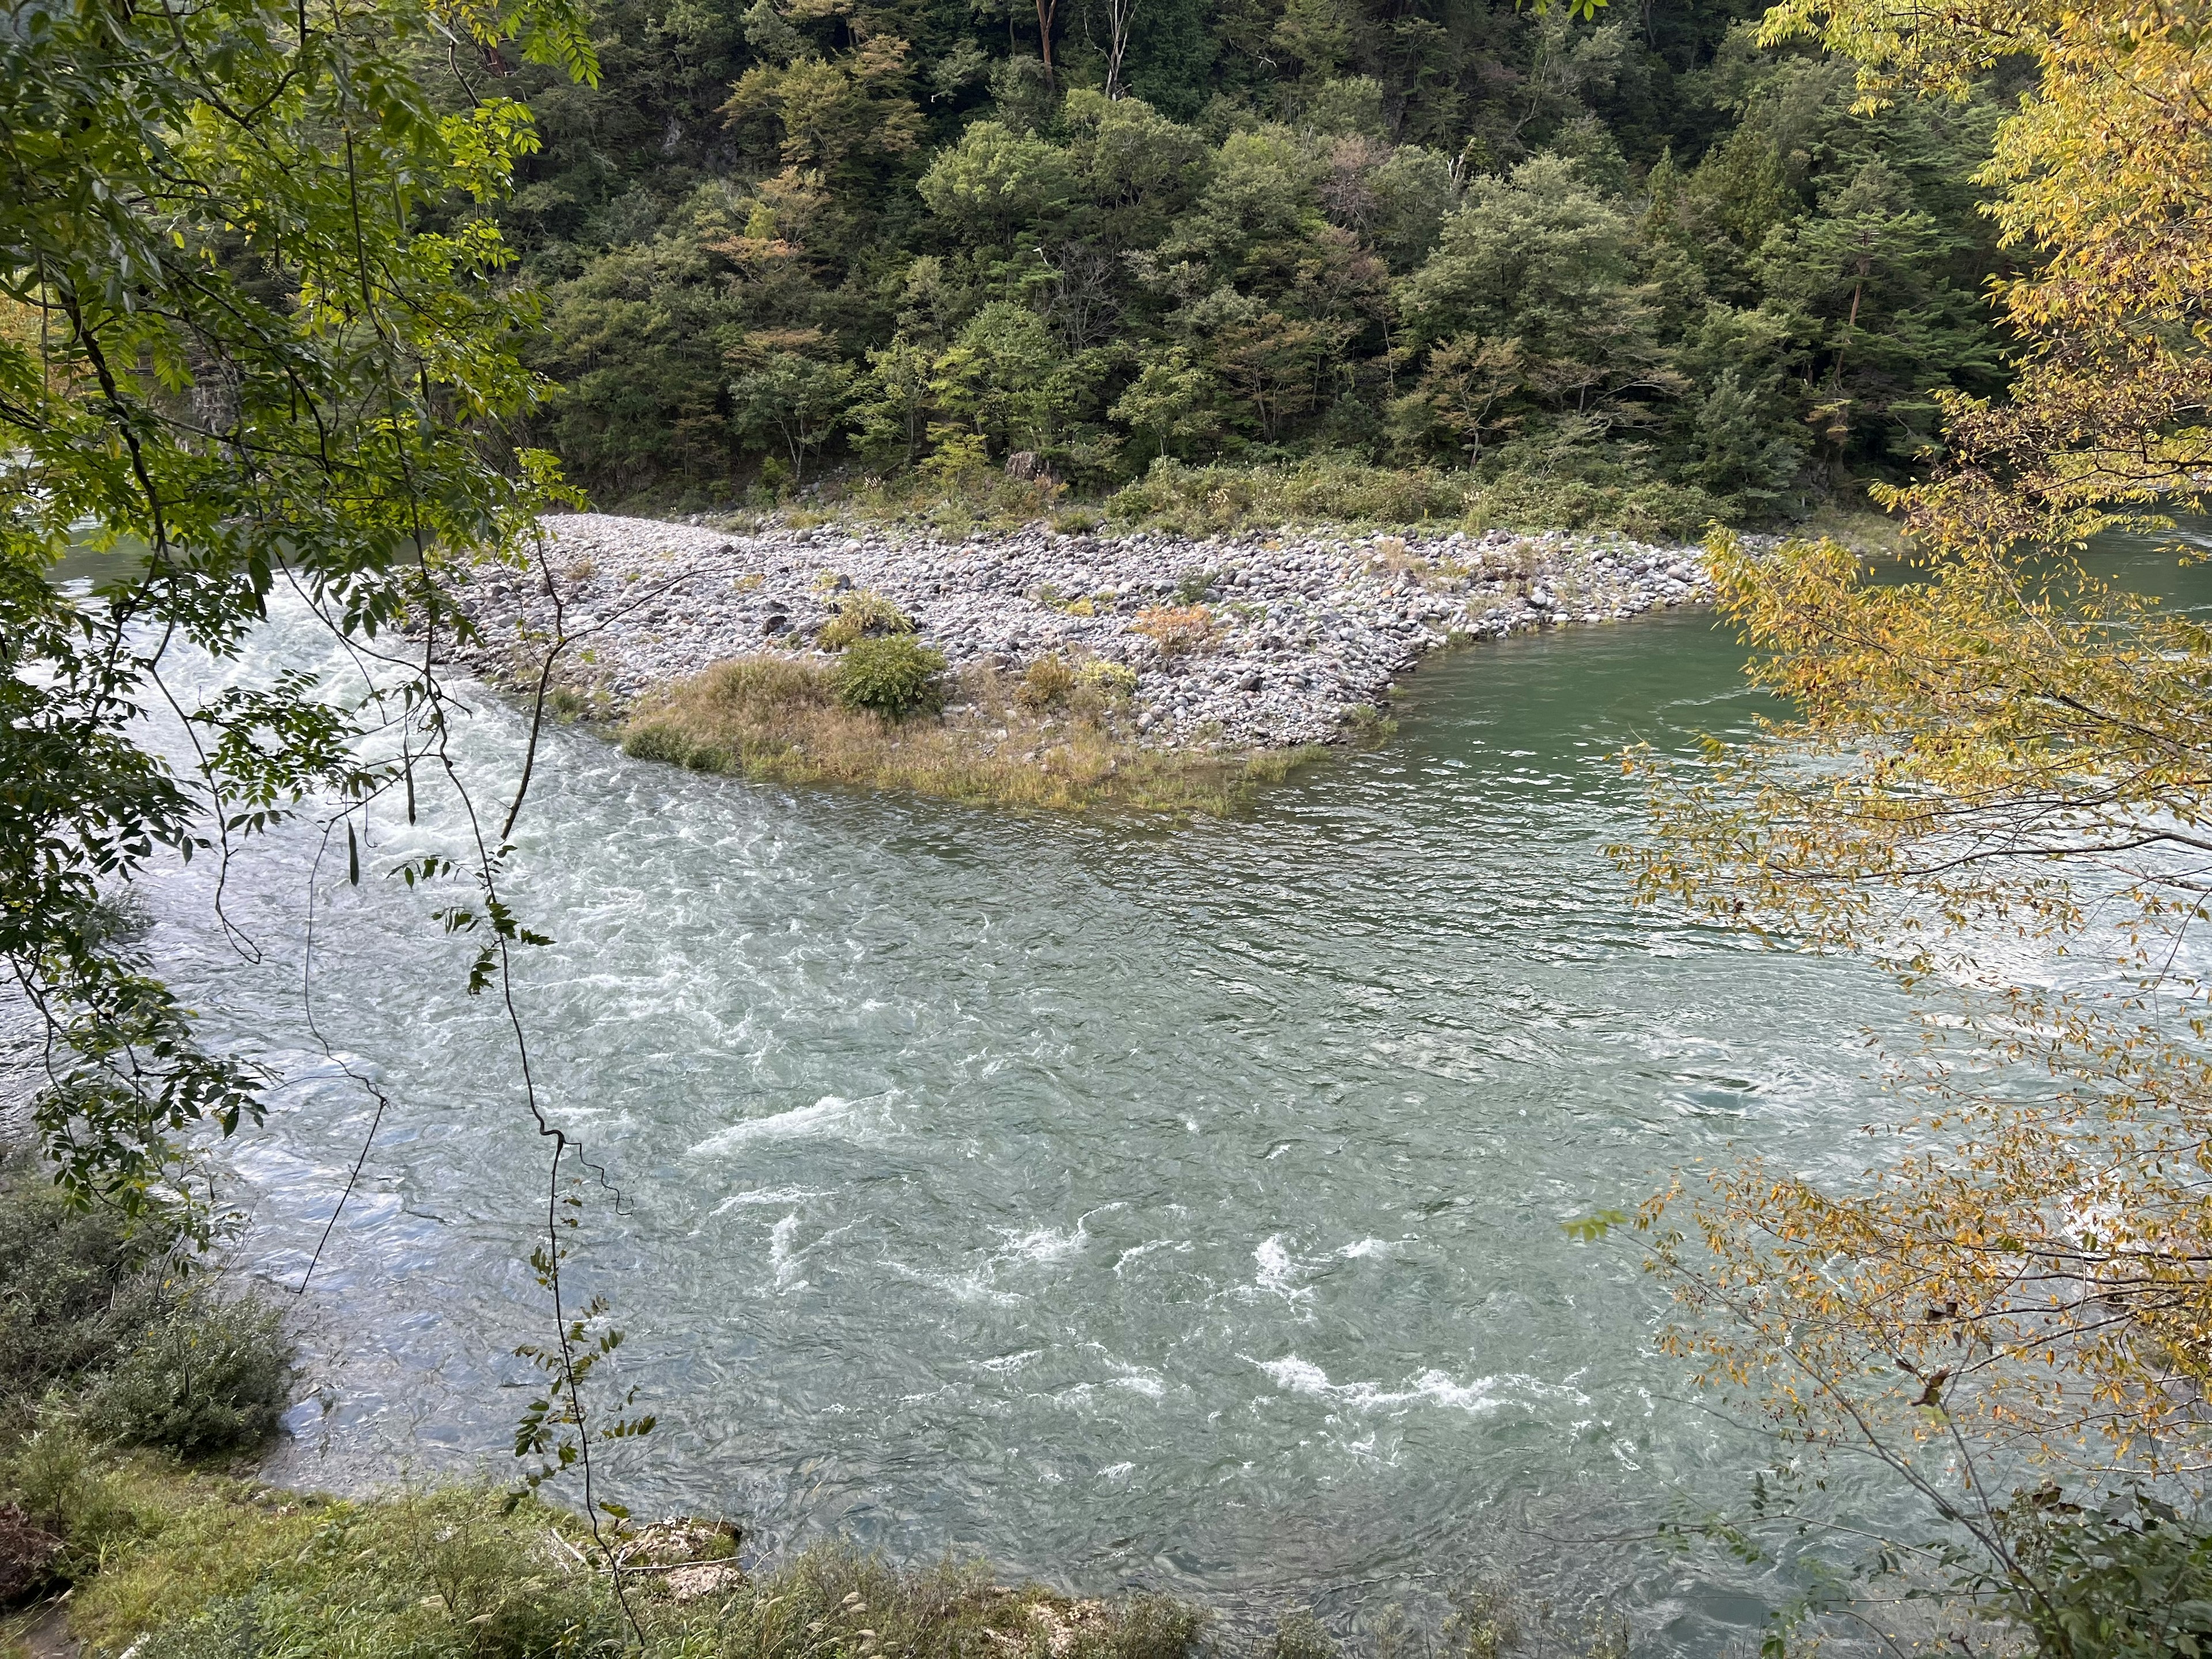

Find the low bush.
[
  {"left": 832, "top": 634, "right": 947, "bottom": 718},
  {"left": 1092, "top": 453, "right": 1731, "bottom": 539},
  {"left": 1130, "top": 605, "right": 1215, "bottom": 657},
  {"left": 1077, "top": 661, "right": 1139, "bottom": 701},
  {"left": 1172, "top": 567, "right": 1217, "bottom": 605},
  {"left": 0, "top": 1154, "right": 169, "bottom": 1431},
  {"left": 1266, "top": 1611, "right": 1336, "bottom": 1659},
  {"left": 0, "top": 1154, "right": 290, "bottom": 1466},
  {"left": 1014, "top": 654, "right": 1076, "bottom": 711},
  {"left": 88, "top": 1294, "right": 291, "bottom": 1457},
  {"left": 819, "top": 588, "right": 915, "bottom": 651},
  {"left": 1467, "top": 466, "right": 1725, "bottom": 543},
  {"left": 1999, "top": 1489, "right": 2212, "bottom": 1658},
  {"left": 1106, "top": 456, "right": 1474, "bottom": 532}
]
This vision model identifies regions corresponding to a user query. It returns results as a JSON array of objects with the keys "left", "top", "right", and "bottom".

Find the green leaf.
[{"left": 1563, "top": 1209, "right": 1630, "bottom": 1243}]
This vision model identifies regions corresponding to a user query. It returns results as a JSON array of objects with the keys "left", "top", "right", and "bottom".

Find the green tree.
[
  {"left": 0, "top": 0, "right": 656, "bottom": 1550},
  {"left": 1400, "top": 154, "right": 1680, "bottom": 440},
  {"left": 850, "top": 334, "right": 938, "bottom": 465},
  {"left": 1109, "top": 346, "right": 1221, "bottom": 460},
  {"left": 729, "top": 330, "right": 857, "bottom": 479},
  {"left": 917, "top": 120, "right": 1077, "bottom": 247}
]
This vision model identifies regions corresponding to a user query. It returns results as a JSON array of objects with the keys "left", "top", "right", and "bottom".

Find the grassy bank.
[
  {"left": 619, "top": 654, "right": 1334, "bottom": 816},
  {"left": 12, "top": 1471, "right": 1210, "bottom": 1659}
]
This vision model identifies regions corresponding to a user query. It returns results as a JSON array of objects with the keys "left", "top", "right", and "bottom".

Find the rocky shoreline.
[{"left": 448, "top": 513, "right": 1718, "bottom": 749}]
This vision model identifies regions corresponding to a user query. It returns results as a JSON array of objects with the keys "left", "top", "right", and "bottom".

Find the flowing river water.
[{"left": 89, "top": 529, "right": 2209, "bottom": 1652}]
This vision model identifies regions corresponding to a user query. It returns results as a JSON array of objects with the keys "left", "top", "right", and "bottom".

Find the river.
[{"left": 104, "top": 527, "right": 2208, "bottom": 1652}]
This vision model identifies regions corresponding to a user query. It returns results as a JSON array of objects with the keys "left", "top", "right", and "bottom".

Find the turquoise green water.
[{"left": 130, "top": 524, "right": 2206, "bottom": 1650}]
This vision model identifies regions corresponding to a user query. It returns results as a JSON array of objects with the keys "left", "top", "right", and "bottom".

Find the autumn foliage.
[{"left": 1619, "top": 0, "right": 2212, "bottom": 1626}]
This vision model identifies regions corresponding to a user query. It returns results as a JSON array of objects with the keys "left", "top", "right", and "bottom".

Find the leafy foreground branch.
[
  {"left": 1, "top": 0, "right": 653, "bottom": 1594},
  {"left": 1606, "top": 0, "right": 2212, "bottom": 1647}
]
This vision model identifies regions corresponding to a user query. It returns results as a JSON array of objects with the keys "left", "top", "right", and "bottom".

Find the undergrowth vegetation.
[
  {"left": 1100, "top": 458, "right": 1726, "bottom": 543},
  {"left": 622, "top": 654, "right": 1325, "bottom": 813},
  {"left": 701, "top": 453, "right": 1741, "bottom": 543},
  {"left": 6, "top": 1467, "right": 1217, "bottom": 1659},
  {"left": 0, "top": 1153, "right": 294, "bottom": 1610}
]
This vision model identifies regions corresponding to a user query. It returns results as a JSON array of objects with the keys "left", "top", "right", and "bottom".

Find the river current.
[{"left": 123, "top": 543, "right": 2188, "bottom": 1651}]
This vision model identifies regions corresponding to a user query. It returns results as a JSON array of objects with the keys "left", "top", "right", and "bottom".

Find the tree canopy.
[{"left": 463, "top": 0, "right": 2022, "bottom": 528}]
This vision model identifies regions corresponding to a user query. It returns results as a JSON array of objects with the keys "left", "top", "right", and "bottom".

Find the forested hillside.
[{"left": 465, "top": 0, "right": 2024, "bottom": 527}]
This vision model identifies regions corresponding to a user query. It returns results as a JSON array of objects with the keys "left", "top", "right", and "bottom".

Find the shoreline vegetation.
[
  {"left": 620, "top": 654, "right": 1340, "bottom": 815},
  {"left": 449, "top": 507, "right": 1752, "bottom": 815}
]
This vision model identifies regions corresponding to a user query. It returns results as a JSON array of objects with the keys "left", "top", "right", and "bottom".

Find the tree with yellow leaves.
[{"left": 1616, "top": 0, "right": 2212, "bottom": 1647}]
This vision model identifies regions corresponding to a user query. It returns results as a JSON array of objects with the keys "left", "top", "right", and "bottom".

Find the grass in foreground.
[
  {"left": 33, "top": 1471, "right": 1207, "bottom": 1659},
  {"left": 11, "top": 1459, "right": 1650, "bottom": 1659},
  {"left": 619, "top": 655, "right": 1330, "bottom": 816}
]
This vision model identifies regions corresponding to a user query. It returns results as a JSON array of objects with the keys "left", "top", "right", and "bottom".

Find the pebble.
[{"left": 444, "top": 513, "right": 1726, "bottom": 751}]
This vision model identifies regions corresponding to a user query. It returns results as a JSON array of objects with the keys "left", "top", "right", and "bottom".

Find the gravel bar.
[{"left": 447, "top": 513, "right": 1718, "bottom": 749}]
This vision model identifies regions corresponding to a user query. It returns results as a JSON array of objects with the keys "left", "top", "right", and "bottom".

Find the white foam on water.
[
  {"left": 1253, "top": 1234, "right": 1312, "bottom": 1300},
  {"left": 1338, "top": 1237, "right": 1396, "bottom": 1259},
  {"left": 1247, "top": 1354, "right": 1588, "bottom": 1416},
  {"left": 769, "top": 1213, "right": 805, "bottom": 1289},
  {"left": 1255, "top": 1355, "right": 1333, "bottom": 1396},
  {"left": 1112, "top": 1239, "right": 1191, "bottom": 1275},
  {"left": 1002, "top": 1223, "right": 1088, "bottom": 1262},
  {"left": 690, "top": 1095, "right": 876, "bottom": 1153},
  {"left": 978, "top": 1349, "right": 1044, "bottom": 1375},
  {"left": 881, "top": 1259, "right": 1025, "bottom": 1308},
  {"left": 713, "top": 1186, "right": 828, "bottom": 1215},
  {"left": 1108, "top": 1373, "right": 1166, "bottom": 1399}
]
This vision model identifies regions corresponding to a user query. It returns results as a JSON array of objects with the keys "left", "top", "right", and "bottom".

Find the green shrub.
[
  {"left": 1077, "top": 660, "right": 1139, "bottom": 700},
  {"left": 1999, "top": 1490, "right": 2212, "bottom": 1658},
  {"left": 832, "top": 635, "right": 946, "bottom": 718},
  {"left": 1110, "top": 1594, "right": 1209, "bottom": 1659},
  {"left": 1172, "top": 567, "right": 1217, "bottom": 605},
  {"left": 0, "top": 1155, "right": 168, "bottom": 1429},
  {"left": 130, "top": 1594, "right": 273, "bottom": 1659},
  {"left": 819, "top": 588, "right": 915, "bottom": 650},
  {"left": 1107, "top": 456, "right": 1474, "bottom": 532},
  {"left": 1267, "top": 1611, "right": 1337, "bottom": 1659},
  {"left": 1016, "top": 654, "right": 1077, "bottom": 710},
  {"left": 88, "top": 1293, "right": 291, "bottom": 1457}
]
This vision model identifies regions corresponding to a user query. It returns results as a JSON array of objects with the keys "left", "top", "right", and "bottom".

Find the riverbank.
[
  {"left": 445, "top": 516, "right": 1718, "bottom": 767},
  {"left": 3, "top": 1462, "right": 1218, "bottom": 1659}
]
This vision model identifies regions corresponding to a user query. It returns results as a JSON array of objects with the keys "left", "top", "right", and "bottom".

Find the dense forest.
[{"left": 450, "top": 0, "right": 2023, "bottom": 527}]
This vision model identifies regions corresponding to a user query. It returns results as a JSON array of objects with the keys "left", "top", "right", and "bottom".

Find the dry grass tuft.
[
  {"left": 1129, "top": 606, "right": 1215, "bottom": 657},
  {"left": 620, "top": 655, "right": 1325, "bottom": 815}
]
